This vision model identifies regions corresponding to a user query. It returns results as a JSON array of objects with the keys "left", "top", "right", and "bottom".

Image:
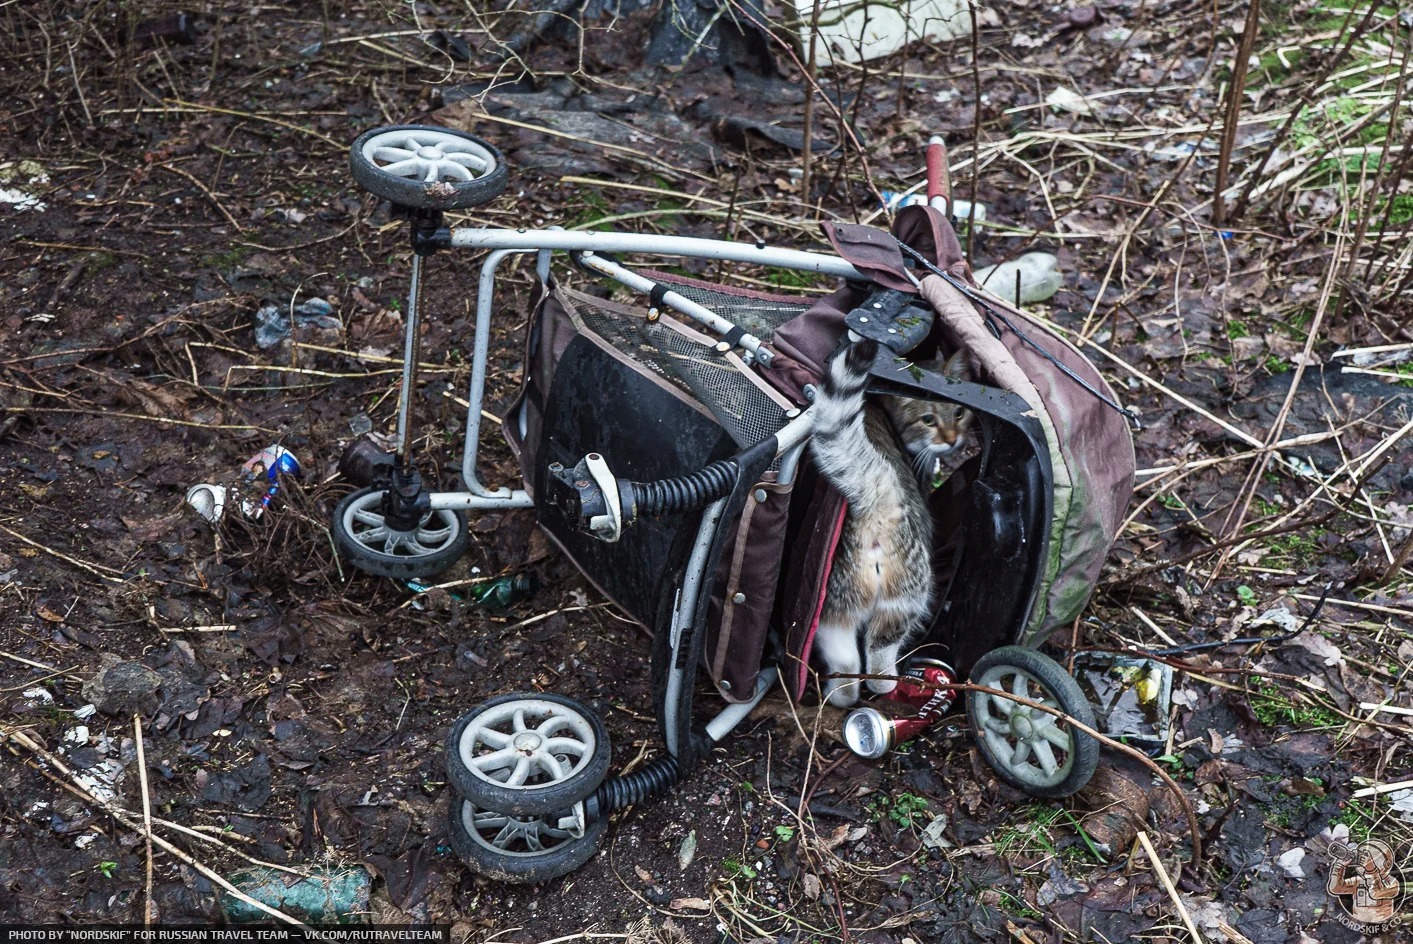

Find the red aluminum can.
[{"left": 843, "top": 659, "right": 957, "bottom": 759}]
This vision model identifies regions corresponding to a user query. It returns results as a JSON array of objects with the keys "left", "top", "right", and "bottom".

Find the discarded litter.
[
  {"left": 254, "top": 297, "right": 341, "bottom": 349},
  {"left": 843, "top": 659, "right": 957, "bottom": 759},
  {"left": 239, "top": 445, "right": 302, "bottom": 519},
  {"left": 879, "top": 190, "right": 987, "bottom": 224},
  {"left": 185, "top": 483, "right": 227, "bottom": 523},
  {"left": 1072, "top": 653, "right": 1173, "bottom": 749},
  {"left": 468, "top": 573, "right": 539, "bottom": 610},
  {"left": 1046, "top": 86, "right": 1095, "bottom": 115},
  {"left": 408, "top": 573, "right": 539, "bottom": 610},
  {"left": 0, "top": 160, "right": 49, "bottom": 213},
  {"left": 974, "top": 252, "right": 1063, "bottom": 305},
  {"left": 219, "top": 865, "right": 371, "bottom": 924},
  {"left": 791, "top": 0, "right": 971, "bottom": 66}
]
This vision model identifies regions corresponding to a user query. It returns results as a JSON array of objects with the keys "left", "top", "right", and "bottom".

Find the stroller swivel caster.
[
  {"left": 332, "top": 486, "right": 469, "bottom": 579},
  {"left": 350, "top": 124, "right": 508, "bottom": 211},
  {"left": 446, "top": 693, "right": 611, "bottom": 816},
  {"left": 448, "top": 796, "right": 607, "bottom": 884},
  {"left": 966, "top": 646, "right": 1099, "bottom": 799}
]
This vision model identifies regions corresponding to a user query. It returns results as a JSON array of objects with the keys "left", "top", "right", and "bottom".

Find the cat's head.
[{"left": 879, "top": 351, "right": 974, "bottom": 482}]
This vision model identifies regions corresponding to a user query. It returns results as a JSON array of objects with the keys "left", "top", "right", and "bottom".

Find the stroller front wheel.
[
  {"left": 447, "top": 796, "right": 606, "bottom": 884},
  {"left": 332, "top": 487, "right": 469, "bottom": 579},
  {"left": 446, "top": 693, "right": 612, "bottom": 816},
  {"left": 965, "top": 646, "right": 1099, "bottom": 799}
]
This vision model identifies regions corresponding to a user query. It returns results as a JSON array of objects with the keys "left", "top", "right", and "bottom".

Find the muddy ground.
[{"left": 2, "top": 2, "right": 1412, "bottom": 942}]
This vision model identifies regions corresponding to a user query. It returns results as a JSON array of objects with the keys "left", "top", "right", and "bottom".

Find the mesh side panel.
[
  {"left": 573, "top": 296, "right": 789, "bottom": 450},
  {"left": 659, "top": 281, "right": 813, "bottom": 340}
]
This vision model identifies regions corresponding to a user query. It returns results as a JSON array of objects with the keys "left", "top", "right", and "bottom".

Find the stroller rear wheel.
[
  {"left": 965, "top": 646, "right": 1098, "bottom": 799},
  {"left": 446, "top": 693, "right": 611, "bottom": 816},
  {"left": 332, "top": 487, "right": 468, "bottom": 579},
  {"left": 447, "top": 796, "right": 606, "bottom": 884}
]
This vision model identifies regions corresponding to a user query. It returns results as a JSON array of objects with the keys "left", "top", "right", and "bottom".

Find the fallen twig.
[
  {"left": 0, "top": 523, "right": 125, "bottom": 582},
  {"left": 1137, "top": 830, "right": 1205, "bottom": 943},
  {"left": 134, "top": 715, "right": 156, "bottom": 926}
]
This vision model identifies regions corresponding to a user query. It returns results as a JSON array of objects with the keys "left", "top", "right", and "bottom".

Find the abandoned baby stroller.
[{"left": 331, "top": 125, "right": 1136, "bottom": 881}]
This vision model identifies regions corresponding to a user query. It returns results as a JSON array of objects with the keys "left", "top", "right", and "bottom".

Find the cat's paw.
[
  {"left": 866, "top": 677, "right": 898, "bottom": 696},
  {"left": 843, "top": 338, "right": 879, "bottom": 374},
  {"left": 824, "top": 678, "right": 861, "bottom": 707}
]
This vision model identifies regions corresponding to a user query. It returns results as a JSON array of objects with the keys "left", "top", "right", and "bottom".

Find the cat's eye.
[{"left": 921, "top": 415, "right": 937, "bottom": 426}]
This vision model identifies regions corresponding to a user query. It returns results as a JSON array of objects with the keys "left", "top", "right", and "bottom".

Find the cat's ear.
[{"left": 942, "top": 350, "right": 970, "bottom": 382}]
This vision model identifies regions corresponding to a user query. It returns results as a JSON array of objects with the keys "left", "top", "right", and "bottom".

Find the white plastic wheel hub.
[
  {"left": 973, "top": 665, "right": 1075, "bottom": 789},
  {"left": 341, "top": 490, "right": 458, "bottom": 557},
  {"left": 459, "top": 801, "right": 577, "bottom": 858},
  {"left": 458, "top": 698, "right": 598, "bottom": 791},
  {"left": 361, "top": 128, "right": 497, "bottom": 184}
]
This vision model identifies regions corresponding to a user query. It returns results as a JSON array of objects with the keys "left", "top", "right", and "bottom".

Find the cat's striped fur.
[{"left": 809, "top": 339, "right": 971, "bottom": 706}]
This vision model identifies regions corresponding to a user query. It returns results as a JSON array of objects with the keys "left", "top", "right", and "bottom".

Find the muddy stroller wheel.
[
  {"left": 332, "top": 487, "right": 468, "bottom": 579},
  {"left": 446, "top": 693, "right": 611, "bottom": 816},
  {"left": 350, "top": 124, "right": 508, "bottom": 210},
  {"left": 965, "top": 646, "right": 1099, "bottom": 799},
  {"left": 448, "top": 796, "right": 606, "bottom": 884}
]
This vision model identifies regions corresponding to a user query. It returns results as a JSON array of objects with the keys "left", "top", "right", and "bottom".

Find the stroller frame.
[{"left": 338, "top": 124, "right": 1126, "bottom": 883}]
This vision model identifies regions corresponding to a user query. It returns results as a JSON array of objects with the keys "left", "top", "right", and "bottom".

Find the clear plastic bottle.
[{"left": 972, "top": 252, "right": 1062, "bottom": 305}]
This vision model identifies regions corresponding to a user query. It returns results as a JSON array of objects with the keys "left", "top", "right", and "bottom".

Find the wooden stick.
[
  {"left": 1137, "top": 830, "right": 1204, "bottom": 943},
  {"left": 134, "top": 715, "right": 156, "bottom": 926},
  {"left": 1351, "top": 777, "right": 1413, "bottom": 799},
  {"left": 0, "top": 523, "right": 125, "bottom": 582},
  {"left": 1212, "top": 0, "right": 1263, "bottom": 225}
]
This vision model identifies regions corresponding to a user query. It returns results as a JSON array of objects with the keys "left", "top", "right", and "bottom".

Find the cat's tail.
[{"left": 809, "top": 339, "right": 897, "bottom": 514}]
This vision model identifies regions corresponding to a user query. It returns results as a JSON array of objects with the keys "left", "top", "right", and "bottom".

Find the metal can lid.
[{"left": 842, "top": 707, "right": 892, "bottom": 760}]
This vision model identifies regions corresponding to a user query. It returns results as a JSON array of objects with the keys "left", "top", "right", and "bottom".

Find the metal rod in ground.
[{"left": 395, "top": 253, "right": 424, "bottom": 463}]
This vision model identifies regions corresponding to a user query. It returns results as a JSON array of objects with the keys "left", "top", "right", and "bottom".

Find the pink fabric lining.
[{"left": 795, "top": 502, "right": 849, "bottom": 697}]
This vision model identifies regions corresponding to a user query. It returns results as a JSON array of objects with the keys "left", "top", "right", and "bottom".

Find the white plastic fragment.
[
  {"left": 1276, "top": 848, "right": 1306, "bottom": 879},
  {"left": 1046, "top": 86, "right": 1095, "bottom": 115},
  {"left": 974, "top": 253, "right": 1063, "bottom": 305},
  {"left": 792, "top": 0, "right": 971, "bottom": 66},
  {"left": 23, "top": 687, "right": 54, "bottom": 704}
]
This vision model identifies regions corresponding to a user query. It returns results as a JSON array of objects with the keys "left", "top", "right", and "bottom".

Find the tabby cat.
[{"left": 809, "top": 339, "right": 972, "bottom": 707}]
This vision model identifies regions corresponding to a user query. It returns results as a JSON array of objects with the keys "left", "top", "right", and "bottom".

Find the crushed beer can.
[
  {"left": 185, "top": 483, "right": 227, "bottom": 523},
  {"left": 843, "top": 658, "right": 958, "bottom": 759},
  {"left": 239, "top": 444, "right": 302, "bottom": 519}
]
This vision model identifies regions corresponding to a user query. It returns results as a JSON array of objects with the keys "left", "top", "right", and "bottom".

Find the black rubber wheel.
[
  {"left": 332, "top": 486, "right": 469, "bottom": 579},
  {"left": 965, "top": 646, "right": 1099, "bottom": 799},
  {"left": 448, "top": 796, "right": 607, "bottom": 884},
  {"left": 350, "top": 124, "right": 508, "bottom": 210},
  {"left": 446, "top": 693, "right": 611, "bottom": 816}
]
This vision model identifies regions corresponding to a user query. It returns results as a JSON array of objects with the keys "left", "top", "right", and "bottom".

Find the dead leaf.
[
  {"left": 801, "top": 873, "right": 822, "bottom": 901},
  {"left": 1292, "top": 631, "right": 1343, "bottom": 667},
  {"left": 37, "top": 604, "right": 66, "bottom": 623},
  {"left": 634, "top": 865, "right": 653, "bottom": 885},
  {"left": 668, "top": 897, "right": 711, "bottom": 912}
]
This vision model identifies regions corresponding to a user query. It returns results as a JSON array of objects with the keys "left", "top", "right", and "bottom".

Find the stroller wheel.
[
  {"left": 333, "top": 487, "right": 468, "bottom": 579},
  {"left": 965, "top": 646, "right": 1099, "bottom": 799},
  {"left": 448, "top": 796, "right": 606, "bottom": 884},
  {"left": 350, "top": 124, "right": 508, "bottom": 210},
  {"left": 446, "top": 693, "right": 611, "bottom": 816}
]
